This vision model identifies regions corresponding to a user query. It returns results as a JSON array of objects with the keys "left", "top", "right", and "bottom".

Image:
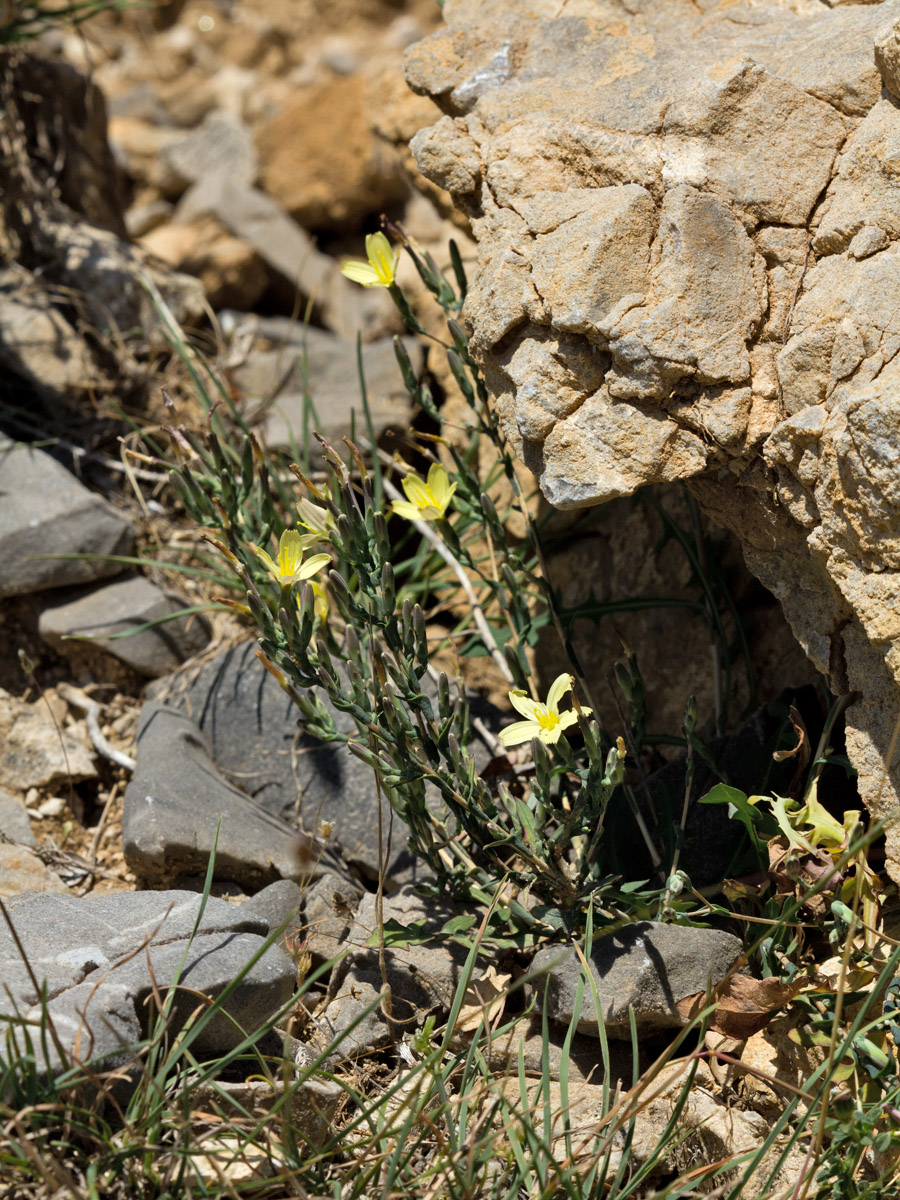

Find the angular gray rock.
[
  {"left": 0, "top": 434, "right": 133, "bottom": 599},
  {"left": 39, "top": 574, "right": 211, "bottom": 678},
  {"left": 301, "top": 869, "right": 362, "bottom": 965},
  {"left": 0, "top": 790, "right": 35, "bottom": 846},
  {"left": 147, "top": 641, "right": 437, "bottom": 887},
  {"left": 0, "top": 890, "right": 295, "bottom": 1080},
  {"left": 322, "top": 885, "right": 478, "bottom": 1058},
  {"left": 157, "top": 110, "right": 258, "bottom": 195},
  {"left": 122, "top": 702, "right": 315, "bottom": 889},
  {"left": 240, "top": 879, "right": 305, "bottom": 951},
  {"left": 222, "top": 314, "right": 419, "bottom": 453},
  {"left": 404, "top": 0, "right": 900, "bottom": 877},
  {"left": 531, "top": 922, "right": 743, "bottom": 1039}
]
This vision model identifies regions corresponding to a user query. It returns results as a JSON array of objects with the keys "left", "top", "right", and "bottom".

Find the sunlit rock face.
[{"left": 405, "top": 0, "right": 900, "bottom": 876}]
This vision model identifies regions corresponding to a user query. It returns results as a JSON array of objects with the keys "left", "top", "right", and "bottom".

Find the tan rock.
[
  {"left": 524, "top": 185, "right": 656, "bottom": 340},
  {"left": 256, "top": 75, "right": 408, "bottom": 231},
  {"left": 0, "top": 689, "right": 97, "bottom": 793},
  {"left": 0, "top": 843, "right": 69, "bottom": 899},
  {"left": 875, "top": 15, "right": 900, "bottom": 98},
  {"left": 540, "top": 387, "right": 708, "bottom": 509},
  {"left": 108, "top": 117, "right": 181, "bottom": 190},
  {"left": 662, "top": 59, "right": 845, "bottom": 226},
  {"left": 484, "top": 323, "right": 607, "bottom": 443},
  {"left": 407, "top": 0, "right": 900, "bottom": 869},
  {"left": 814, "top": 99, "right": 900, "bottom": 254},
  {"left": 495, "top": 1060, "right": 804, "bottom": 1196},
  {"left": 603, "top": 186, "right": 766, "bottom": 401},
  {"left": 140, "top": 215, "right": 268, "bottom": 311}
]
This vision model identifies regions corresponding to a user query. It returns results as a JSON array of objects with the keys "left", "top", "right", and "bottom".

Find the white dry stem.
[
  {"left": 381, "top": 475, "right": 514, "bottom": 686},
  {"left": 57, "top": 683, "right": 136, "bottom": 771}
]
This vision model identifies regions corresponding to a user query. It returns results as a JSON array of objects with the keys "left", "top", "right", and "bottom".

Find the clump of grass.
[{"left": 5, "top": 872, "right": 900, "bottom": 1198}]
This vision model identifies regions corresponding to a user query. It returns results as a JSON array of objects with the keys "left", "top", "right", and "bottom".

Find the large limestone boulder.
[{"left": 404, "top": 0, "right": 900, "bottom": 876}]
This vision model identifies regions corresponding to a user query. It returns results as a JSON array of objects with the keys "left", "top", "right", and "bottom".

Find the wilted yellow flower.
[
  {"left": 340, "top": 232, "right": 400, "bottom": 289},
  {"left": 255, "top": 529, "right": 330, "bottom": 585},
  {"left": 297, "top": 580, "right": 330, "bottom": 623},
  {"left": 498, "top": 673, "right": 592, "bottom": 748},
  {"left": 391, "top": 463, "right": 457, "bottom": 522}
]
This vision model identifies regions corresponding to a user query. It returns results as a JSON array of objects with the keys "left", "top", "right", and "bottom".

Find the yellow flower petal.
[
  {"left": 295, "top": 552, "right": 331, "bottom": 581},
  {"left": 497, "top": 719, "right": 542, "bottom": 748},
  {"left": 365, "top": 232, "right": 399, "bottom": 285},
  {"left": 508, "top": 689, "right": 538, "bottom": 720},
  {"left": 297, "top": 498, "right": 333, "bottom": 540},
  {"left": 556, "top": 710, "right": 581, "bottom": 732},
  {"left": 341, "top": 260, "right": 381, "bottom": 287},
  {"left": 391, "top": 499, "right": 425, "bottom": 521},
  {"left": 546, "top": 672, "right": 574, "bottom": 713},
  {"left": 426, "top": 463, "right": 449, "bottom": 502},
  {"left": 500, "top": 674, "right": 587, "bottom": 749},
  {"left": 254, "top": 546, "right": 277, "bottom": 576},
  {"left": 401, "top": 472, "right": 432, "bottom": 507},
  {"left": 310, "top": 582, "right": 329, "bottom": 621}
]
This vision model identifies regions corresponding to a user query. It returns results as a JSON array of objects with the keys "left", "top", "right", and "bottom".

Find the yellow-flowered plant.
[
  {"left": 340, "top": 232, "right": 400, "bottom": 289},
  {"left": 498, "top": 673, "right": 592, "bottom": 747},
  {"left": 391, "top": 462, "right": 457, "bottom": 522},
  {"left": 172, "top": 226, "right": 647, "bottom": 933},
  {"left": 254, "top": 529, "right": 330, "bottom": 586}
]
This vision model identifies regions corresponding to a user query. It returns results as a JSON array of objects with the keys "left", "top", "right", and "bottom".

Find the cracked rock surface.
[
  {"left": 404, "top": 0, "right": 900, "bottom": 874},
  {"left": 0, "top": 890, "right": 295, "bottom": 1080}
]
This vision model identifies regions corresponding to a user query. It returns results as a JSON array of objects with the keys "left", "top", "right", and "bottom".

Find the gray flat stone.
[
  {"left": 223, "top": 318, "right": 419, "bottom": 455},
  {"left": 0, "top": 435, "right": 133, "bottom": 599},
  {"left": 0, "top": 790, "right": 35, "bottom": 846},
  {"left": 240, "top": 879, "right": 305, "bottom": 949},
  {"left": 158, "top": 110, "right": 257, "bottom": 193},
  {"left": 0, "top": 889, "right": 294, "bottom": 1079},
  {"left": 39, "top": 574, "right": 211, "bottom": 678},
  {"left": 301, "top": 869, "right": 362, "bottom": 965},
  {"left": 122, "top": 702, "right": 315, "bottom": 889},
  {"left": 146, "top": 641, "right": 438, "bottom": 887},
  {"left": 532, "top": 922, "right": 743, "bottom": 1039}
]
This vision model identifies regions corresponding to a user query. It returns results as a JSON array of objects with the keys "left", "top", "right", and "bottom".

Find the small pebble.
[{"left": 38, "top": 796, "right": 67, "bottom": 818}]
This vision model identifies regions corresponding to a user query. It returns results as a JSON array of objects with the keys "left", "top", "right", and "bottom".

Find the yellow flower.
[
  {"left": 297, "top": 497, "right": 335, "bottom": 547},
  {"left": 255, "top": 529, "right": 330, "bottom": 585},
  {"left": 391, "top": 463, "right": 457, "bottom": 522},
  {"left": 498, "top": 673, "right": 592, "bottom": 748},
  {"left": 340, "top": 232, "right": 400, "bottom": 289}
]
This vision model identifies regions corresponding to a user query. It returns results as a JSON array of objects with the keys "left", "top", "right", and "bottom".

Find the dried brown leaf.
[
  {"left": 678, "top": 975, "right": 800, "bottom": 1039},
  {"left": 455, "top": 966, "right": 511, "bottom": 1033}
]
